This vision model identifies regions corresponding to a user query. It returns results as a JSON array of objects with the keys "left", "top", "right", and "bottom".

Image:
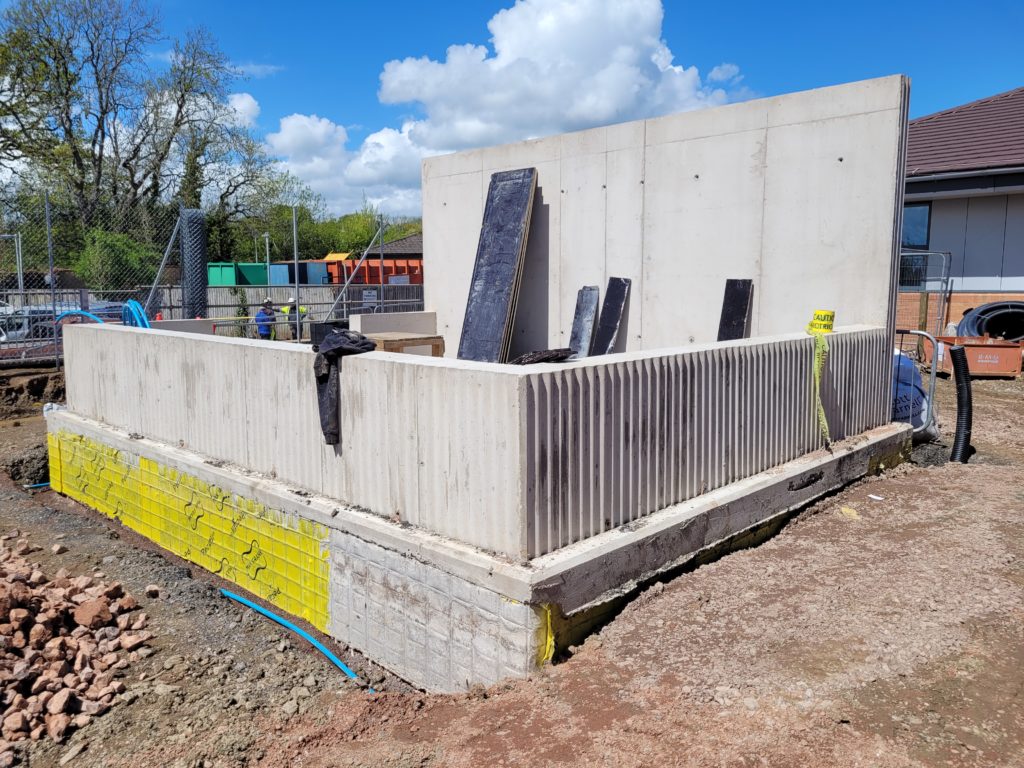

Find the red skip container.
[{"left": 925, "top": 336, "right": 1023, "bottom": 378}]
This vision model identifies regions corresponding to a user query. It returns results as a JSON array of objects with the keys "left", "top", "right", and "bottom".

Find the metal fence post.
[
  {"left": 292, "top": 206, "right": 300, "bottom": 341},
  {"left": 379, "top": 215, "right": 385, "bottom": 313},
  {"left": 44, "top": 192, "right": 59, "bottom": 368}
]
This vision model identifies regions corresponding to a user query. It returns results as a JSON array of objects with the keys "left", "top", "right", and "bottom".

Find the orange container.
[
  {"left": 326, "top": 258, "right": 423, "bottom": 285},
  {"left": 924, "top": 336, "right": 1023, "bottom": 378}
]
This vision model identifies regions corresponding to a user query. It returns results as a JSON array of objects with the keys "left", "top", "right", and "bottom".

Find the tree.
[
  {"left": 74, "top": 229, "right": 159, "bottom": 290},
  {"left": 177, "top": 132, "right": 207, "bottom": 209},
  {"left": 0, "top": 1, "right": 237, "bottom": 219}
]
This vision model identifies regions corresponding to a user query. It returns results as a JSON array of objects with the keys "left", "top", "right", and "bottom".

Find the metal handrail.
[{"left": 895, "top": 328, "right": 939, "bottom": 434}]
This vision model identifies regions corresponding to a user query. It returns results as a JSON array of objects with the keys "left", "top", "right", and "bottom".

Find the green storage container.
[
  {"left": 207, "top": 262, "right": 238, "bottom": 286},
  {"left": 236, "top": 263, "right": 268, "bottom": 286}
]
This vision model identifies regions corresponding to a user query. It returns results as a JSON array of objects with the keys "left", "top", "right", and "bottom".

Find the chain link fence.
[{"left": 0, "top": 194, "right": 425, "bottom": 364}]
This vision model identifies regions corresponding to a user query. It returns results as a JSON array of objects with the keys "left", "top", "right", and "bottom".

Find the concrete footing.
[{"left": 46, "top": 408, "right": 909, "bottom": 692}]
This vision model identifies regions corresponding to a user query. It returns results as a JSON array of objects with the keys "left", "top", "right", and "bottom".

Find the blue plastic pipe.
[
  {"left": 121, "top": 299, "right": 150, "bottom": 328},
  {"left": 54, "top": 310, "right": 105, "bottom": 324},
  {"left": 219, "top": 588, "right": 370, "bottom": 690},
  {"left": 23, "top": 482, "right": 50, "bottom": 489}
]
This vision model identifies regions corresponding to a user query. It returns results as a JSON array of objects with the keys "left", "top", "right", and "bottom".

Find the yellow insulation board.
[{"left": 47, "top": 430, "right": 330, "bottom": 631}]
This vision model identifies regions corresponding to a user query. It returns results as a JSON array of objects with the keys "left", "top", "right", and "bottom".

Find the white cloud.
[
  {"left": 265, "top": 0, "right": 745, "bottom": 215},
  {"left": 235, "top": 62, "right": 284, "bottom": 79},
  {"left": 708, "top": 62, "right": 741, "bottom": 83},
  {"left": 227, "top": 93, "right": 260, "bottom": 127},
  {"left": 343, "top": 124, "right": 427, "bottom": 189},
  {"left": 378, "top": 0, "right": 735, "bottom": 150}
]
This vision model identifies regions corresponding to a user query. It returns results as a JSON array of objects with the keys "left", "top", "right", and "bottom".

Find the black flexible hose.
[{"left": 949, "top": 345, "right": 974, "bottom": 463}]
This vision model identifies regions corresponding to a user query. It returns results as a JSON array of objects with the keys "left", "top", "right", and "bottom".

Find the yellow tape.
[
  {"left": 48, "top": 430, "right": 330, "bottom": 631},
  {"left": 533, "top": 603, "right": 555, "bottom": 666},
  {"left": 806, "top": 310, "right": 834, "bottom": 447},
  {"left": 807, "top": 309, "right": 835, "bottom": 335}
]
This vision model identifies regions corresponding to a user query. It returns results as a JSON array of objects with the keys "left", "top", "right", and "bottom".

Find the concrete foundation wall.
[
  {"left": 61, "top": 322, "right": 891, "bottom": 560},
  {"left": 422, "top": 76, "right": 909, "bottom": 357},
  {"left": 45, "top": 406, "right": 908, "bottom": 690},
  {"left": 62, "top": 324, "right": 526, "bottom": 558},
  {"left": 45, "top": 410, "right": 545, "bottom": 691},
  {"left": 523, "top": 326, "right": 890, "bottom": 555}
]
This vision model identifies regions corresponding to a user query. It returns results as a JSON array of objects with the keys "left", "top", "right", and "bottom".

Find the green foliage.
[
  {"left": 230, "top": 285, "right": 249, "bottom": 337},
  {"left": 178, "top": 135, "right": 206, "bottom": 209},
  {"left": 74, "top": 229, "right": 159, "bottom": 290}
]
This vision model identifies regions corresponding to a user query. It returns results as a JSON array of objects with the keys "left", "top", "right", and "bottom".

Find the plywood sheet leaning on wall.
[
  {"left": 458, "top": 168, "right": 538, "bottom": 363},
  {"left": 591, "top": 277, "right": 631, "bottom": 355},
  {"left": 717, "top": 279, "right": 755, "bottom": 341},
  {"left": 569, "top": 285, "right": 600, "bottom": 357}
]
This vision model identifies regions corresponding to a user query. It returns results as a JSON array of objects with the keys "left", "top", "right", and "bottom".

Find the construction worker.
[
  {"left": 279, "top": 297, "right": 307, "bottom": 340},
  {"left": 254, "top": 298, "right": 275, "bottom": 340}
]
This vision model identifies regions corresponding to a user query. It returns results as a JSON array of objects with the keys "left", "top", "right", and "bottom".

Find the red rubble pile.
[{"left": 0, "top": 533, "right": 152, "bottom": 760}]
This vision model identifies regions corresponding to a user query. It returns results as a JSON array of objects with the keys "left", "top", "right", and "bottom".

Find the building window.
[{"left": 902, "top": 203, "right": 930, "bottom": 249}]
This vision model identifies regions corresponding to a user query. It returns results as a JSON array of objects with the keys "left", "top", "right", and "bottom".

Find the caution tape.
[{"left": 807, "top": 310, "right": 835, "bottom": 448}]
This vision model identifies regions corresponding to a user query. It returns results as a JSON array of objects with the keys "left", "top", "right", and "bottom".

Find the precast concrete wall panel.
[
  {"left": 642, "top": 129, "right": 767, "bottom": 346},
  {"left": 522, "top": 326, "right": 889, "bottom": 556},
  {"left": 422, "top": 76, "right": 908, "bottom": 354},
  {"left": 63, "top": 325, "right": 526, "bottom": 558},
  {"left": 62, "top": 323, "right": 887, "bottom": 561}
]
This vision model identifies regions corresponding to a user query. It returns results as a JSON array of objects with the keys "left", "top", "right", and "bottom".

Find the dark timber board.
[
  {"left": 568, "top": 285, "right": 600, "bottom": 357},
  {"left": 457, "top": 168, "right": 538, "bottom": 363},
  {"left": 591, "top": 277, "right": 631, "bottom": 355},
  {"left": 716, "top": 279, "right": 754, "bottom": 341}
]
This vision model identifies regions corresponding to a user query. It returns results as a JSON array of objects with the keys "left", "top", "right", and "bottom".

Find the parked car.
[{"left": 0, "top": 302, "right": 125, "bottom": 343}]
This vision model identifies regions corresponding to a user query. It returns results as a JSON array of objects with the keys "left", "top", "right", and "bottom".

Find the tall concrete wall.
[{"left": 422, "top": 76, "right": 909, "bottom": 357}]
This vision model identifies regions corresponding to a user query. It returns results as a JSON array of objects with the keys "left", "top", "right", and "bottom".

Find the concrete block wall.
[
  {"left": 45, "top": 404, "right": 908, "bottom": 692},
  {"left": 45, "top": 409, "right": 546, "bottom": 692},
  {"left": 329, "top": 531, "right": 542, "bottom": 690},
  {"left": 422, "top": 76, "right": 909, "bottom": 357}
]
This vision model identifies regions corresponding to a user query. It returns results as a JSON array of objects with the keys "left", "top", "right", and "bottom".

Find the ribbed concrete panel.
[
  {"left": 61, "top": 324, "right": 888, "bottom": 561},
  {"left": 523, "top": 328, "right": 889, "bottom": 556}
]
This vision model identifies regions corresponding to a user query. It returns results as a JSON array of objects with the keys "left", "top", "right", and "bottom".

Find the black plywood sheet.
[
  {"left": 716, "top": 279, "right": 754, "bottom": 341},
  {"left": 591, "top": 277, "right": 631, "bottom": 355},
  {"left": 457, "top": 168, "right": 538, "bottom": 363},
  {"left": 568, "top": 285, "right": 600, "bottom": 357},
  {"left": 510, "top": 348, "right": 573, "bottom": 365}
]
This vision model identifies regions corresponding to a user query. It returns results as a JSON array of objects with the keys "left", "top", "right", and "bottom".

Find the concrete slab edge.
[{"left": 529, "top": 423, "right": 911, "bottom": 614}]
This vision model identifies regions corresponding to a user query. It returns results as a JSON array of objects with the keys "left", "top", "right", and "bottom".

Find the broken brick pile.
[{"left": 0, "top": 533, "right": 152, "bottom": 760}]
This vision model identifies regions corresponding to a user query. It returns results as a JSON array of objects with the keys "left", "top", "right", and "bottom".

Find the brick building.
[{"left": 897, "top": 86, "right": 1024, "bottom": 332}]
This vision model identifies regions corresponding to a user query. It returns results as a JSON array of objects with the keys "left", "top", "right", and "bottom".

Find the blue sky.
[{"left": 157, "top": 0, "right": 1024, "bottom": 215}]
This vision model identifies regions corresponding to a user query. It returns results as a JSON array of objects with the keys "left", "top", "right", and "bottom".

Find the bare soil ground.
[{"left": 0, "top": 368, "right": 1021, "bottom": 767}]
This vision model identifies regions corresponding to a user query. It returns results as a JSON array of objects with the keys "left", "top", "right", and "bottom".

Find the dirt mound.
[{"left": 0, "top": 370, "right": 64, "bottom": 420}]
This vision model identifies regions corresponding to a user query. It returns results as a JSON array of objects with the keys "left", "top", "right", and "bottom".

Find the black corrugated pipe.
[{"left": 949, "top": 345, "right": 974, "bottom": 463}]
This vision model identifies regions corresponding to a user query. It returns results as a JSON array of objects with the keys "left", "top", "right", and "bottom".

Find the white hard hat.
[{"left": 286, "top": 296, "right": 296, "bottom": 303}]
